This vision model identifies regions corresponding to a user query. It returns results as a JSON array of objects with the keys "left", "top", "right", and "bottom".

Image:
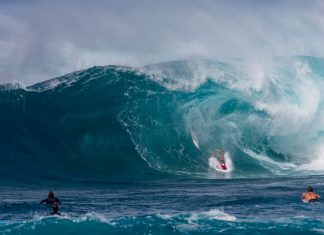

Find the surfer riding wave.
[
  {"left": 209, "top": 148, "right": 233, "bottom": 173},
  {"left": 217, "top": 149, "right": 227, "bottom": 170}
]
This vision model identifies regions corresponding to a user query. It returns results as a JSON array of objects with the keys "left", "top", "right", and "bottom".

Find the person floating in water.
[
  {"left": 301, "top": 186, "right": 320, "bottom": 202},
  {"left": 40, "top": 191, "right": 61, "bottom": 215},
  {"left": 217, "top": 149, "right": 227, "bottom": 170}
]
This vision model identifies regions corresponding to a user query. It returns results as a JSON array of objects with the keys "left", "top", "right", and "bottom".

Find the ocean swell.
[{"left": 0, "top": 56, "right": 323, "bottom": 179}]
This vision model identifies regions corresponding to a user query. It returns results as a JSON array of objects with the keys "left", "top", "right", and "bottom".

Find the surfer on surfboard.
[
  {"left": 217, "top": 149, "right": 227, "bottom": 170},
  {"left": 301, "top": 186, "right": 320, "bottom": 202},
  {"left": 210, "top": 149, "right": 227, "bottom": 170}
]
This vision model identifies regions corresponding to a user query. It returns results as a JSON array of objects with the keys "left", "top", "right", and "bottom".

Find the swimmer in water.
[
  {"left": 41, "top": 191, "right": 62, "bottom": 215},
  {"left": 301, "top": 186, "right": 320, "bottom": 202},
  {"left": 40, "top": 191, "right": 61, "bottom": 205}
]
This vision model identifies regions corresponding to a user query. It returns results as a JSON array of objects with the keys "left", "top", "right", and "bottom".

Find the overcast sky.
[{"left": 0, "top": 0, "right": 324, "bottom": 85}]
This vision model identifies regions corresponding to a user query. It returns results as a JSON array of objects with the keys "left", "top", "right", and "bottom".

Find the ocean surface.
[
  {"left": 1, "top": 178, "right": 324, "bottom": 235},
  {"left": 0, "top": 56, "right": 324, "bottom": 234}
]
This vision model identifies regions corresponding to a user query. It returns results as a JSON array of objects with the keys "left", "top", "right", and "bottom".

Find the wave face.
[{"left": 0, "top": 56, "right": 323, "bottom": 179}]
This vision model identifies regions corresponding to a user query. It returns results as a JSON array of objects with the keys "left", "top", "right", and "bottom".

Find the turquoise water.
[
  {"left": 1, "top": 178, "right": 324, "bottom": 235},
  {"left": 0, "top": 56, "right": 324, "bottom": 234}
]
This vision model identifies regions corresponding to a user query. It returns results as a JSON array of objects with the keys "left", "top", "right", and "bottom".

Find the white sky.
[{"left": 0, "top": 0, "right": 324, "bottom": 85}]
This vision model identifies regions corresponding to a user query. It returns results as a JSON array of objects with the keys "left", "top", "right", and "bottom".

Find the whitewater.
[{"left": 1, "top": 56, "right": 324, "bottom": 234}]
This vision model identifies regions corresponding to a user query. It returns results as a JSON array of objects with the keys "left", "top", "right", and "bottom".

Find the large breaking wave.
[{"left": 0, "top": 56, "right": 323, "bottom": 179}]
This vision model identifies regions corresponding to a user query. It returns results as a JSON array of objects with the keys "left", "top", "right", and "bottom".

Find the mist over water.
[{"left": 1, "top": 0, "right": 324, "bottom": 84}]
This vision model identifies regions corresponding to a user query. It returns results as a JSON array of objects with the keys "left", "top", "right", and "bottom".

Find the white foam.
[
  {"left": 209, "top": 152, "right": 233, "bottom": 173},
  {"left": 242, "top": 148, "right": 296, "bottom": 173},
  {"left": 139, "top": 60, "right": 224, "bottom": 91},
  {"left": 188, "top": 209, "right": 237, "bottom": 222},
  {"left": 156, "top": 213, "right": 172, "bottom": 220},
  {"left": 73, "top": 212, "right": 112, "bottom": 224},
  {"left": 202, "top": 209, "right": 237, "bottom": 221},
  {"left": 157, "top": 209, "right": 236, "bottom": 223},
  {"left": 299, "top": 146, "right": 324, "bottom": 171}
]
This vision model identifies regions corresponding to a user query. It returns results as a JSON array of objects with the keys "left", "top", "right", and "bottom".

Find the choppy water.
[{"left": 1, "top": 177, "right": 324, "bottom": 234}]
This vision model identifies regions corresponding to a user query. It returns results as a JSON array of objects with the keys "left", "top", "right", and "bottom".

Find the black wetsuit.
[
  {"left": 51, "top": 205, "right": 61, "bottom": 216},
  {"left": 40, "top": 197, "right": 61, "bottom": 205}
]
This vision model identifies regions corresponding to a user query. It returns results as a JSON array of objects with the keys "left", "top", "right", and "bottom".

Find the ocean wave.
[{"left": 0, "top": 56, "right": 323, "bottom": 179}]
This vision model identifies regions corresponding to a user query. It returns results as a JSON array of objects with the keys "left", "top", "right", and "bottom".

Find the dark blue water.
[
  {"left": 1, "top": 57, "right": 324, "bottom": 234},
  {"left": 1, "top": 177, "right": 324, "bottom": 235}
]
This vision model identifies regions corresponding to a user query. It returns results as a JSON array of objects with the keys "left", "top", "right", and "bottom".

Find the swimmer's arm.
[
  {"left": 300, "top": 193, "right": 305, "bottom": 199},
  {"left": 40, "top": 199, "right": 48, "bottom": 204}
]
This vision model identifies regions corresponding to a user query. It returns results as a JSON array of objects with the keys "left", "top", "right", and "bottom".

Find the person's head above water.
[
  {"left": 307, "top": 186, "right": 314, "bottom": 192},
  {"left": 48, "top": 191, "right": 54, "bottom": 198}
]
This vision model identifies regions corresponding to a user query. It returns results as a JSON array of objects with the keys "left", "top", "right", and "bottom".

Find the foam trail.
[{"left": 209, "top": 152, "right": 233, "bottom": 173}]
